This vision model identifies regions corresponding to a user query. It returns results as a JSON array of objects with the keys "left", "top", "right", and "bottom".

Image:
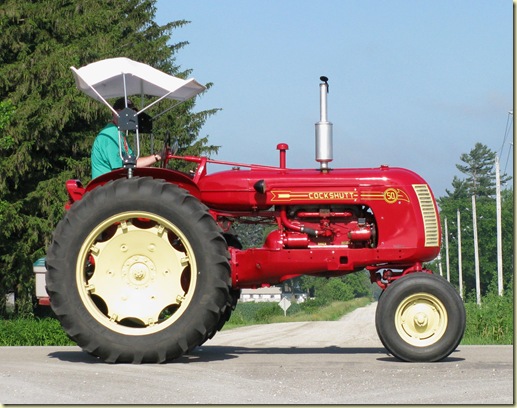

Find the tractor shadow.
[
  {"left": 48, "top": 346, "right": 464, "bottom": 364},
  {"left": 179, "top": 345, "right": 464, "bottom": 363},
  {"left": 178, "top": 345, "right": 388, "bottom": 363}
]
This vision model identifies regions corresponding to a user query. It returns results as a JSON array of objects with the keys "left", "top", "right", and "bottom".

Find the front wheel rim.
[
  {"left": 76, "top": 211, "right": 197, "bottom": 336},
  {"left": 394, "top": 293, "right": 448, "bottom": 347}
]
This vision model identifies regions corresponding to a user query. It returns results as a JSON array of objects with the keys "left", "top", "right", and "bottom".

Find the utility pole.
[
  {"left": 472, "top": 195, "right": 481, "bottom": 305},
  {"left": 495, "top": 155, "right": 503, "bottom": 296},
  {"left": 457, "top": 208, "right": 463, "bottom": 300},
  {"left": 444, "top": 217, "right": 450, "bottom": 282}
]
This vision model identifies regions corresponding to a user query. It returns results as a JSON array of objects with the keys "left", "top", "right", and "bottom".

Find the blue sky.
[{"left": 154, "top": 0, "right": 513, "bottom": 198}]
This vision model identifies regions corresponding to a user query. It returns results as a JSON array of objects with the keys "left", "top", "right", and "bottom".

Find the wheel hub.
[
  {"left": 395, "top": 293, "right": 448, "bottom": 347},
  {"left": 414, "top": 312, "right": 428, "bottom": 328},
  {"left": 77, "top": 213, "right": 198, "bottom": 335},
  {"left": 123, "top": 255, "right": 155, "bottom": 287}
]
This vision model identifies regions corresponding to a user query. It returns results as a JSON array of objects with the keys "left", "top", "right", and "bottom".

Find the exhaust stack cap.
[{"left": 315, "top": 75, "right": 333, "bottom": 171}]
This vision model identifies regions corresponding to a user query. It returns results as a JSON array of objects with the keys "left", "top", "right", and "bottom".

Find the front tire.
[
  {"left": 46, "top": 177, "right": 231, "bottom": 363},
  {"left": 375, "top": 273, "right": 465, "bottom": 362}
]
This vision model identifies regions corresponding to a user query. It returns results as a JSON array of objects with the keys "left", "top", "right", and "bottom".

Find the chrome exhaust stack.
[{"left": 315, "top": 76, "right": 333, "bottom": 172}]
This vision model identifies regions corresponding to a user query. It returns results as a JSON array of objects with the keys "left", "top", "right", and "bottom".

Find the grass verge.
[{"left": 0, "top": 317, "right": 74, "bottom": 346}]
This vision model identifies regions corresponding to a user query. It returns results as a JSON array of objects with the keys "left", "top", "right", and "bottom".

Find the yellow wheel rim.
[
  {"left": 394, "top": 293, "right": 448, "bottom": 347},
  {"left": 76, "top": 211, "right": 197, "bottom": 336}
]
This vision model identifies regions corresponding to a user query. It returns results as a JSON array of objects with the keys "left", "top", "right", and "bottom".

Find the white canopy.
[{"left": 71, "top": 57, "right": 206, "bottom": 105}]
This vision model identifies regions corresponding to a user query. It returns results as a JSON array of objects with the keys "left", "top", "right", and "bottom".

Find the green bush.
[
  {"left": 297, "top": 297, "right": 327, "bottom": 313},
  {"left": 300, "top": 271, "right": 372, "bottom": 302},
  {"left": 255, "top": 302, "right": 283, "bottom": 321},
  {"left": 0, "top": 317, "right": 74, "bottom": 346},
  {"left": 318, "top": 278, "right": 354, "bottom": 302},
  {"left": 462, "top": 289, "right": 513, "bottom": 345},
  {"left": 227, "top": 301, "right": 287, "bottom": 326}
]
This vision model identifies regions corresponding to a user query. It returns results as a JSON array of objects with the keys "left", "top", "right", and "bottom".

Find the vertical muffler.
[{"left": 315, "top": 76, "right": 333, "bottom": 172}]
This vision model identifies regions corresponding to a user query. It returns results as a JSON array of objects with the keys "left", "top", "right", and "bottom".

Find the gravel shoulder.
[{"left": 207, "top": 301, "right": 381, "bottom": 348}]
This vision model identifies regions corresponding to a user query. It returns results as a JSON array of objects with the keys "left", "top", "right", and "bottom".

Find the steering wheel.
[
  {"left": 160, "top": 134, "right": 172, "bottom": 168},
  {"left": 159, "top": 141, "right": 173, "bottom": 168}
]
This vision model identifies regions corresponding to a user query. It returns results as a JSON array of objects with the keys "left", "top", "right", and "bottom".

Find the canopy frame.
[{"left": 71, "top": 57, "right": 206, "bottom": 178}]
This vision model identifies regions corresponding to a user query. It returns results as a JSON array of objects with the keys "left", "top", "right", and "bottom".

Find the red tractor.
[{"left": 44, "top": 58, "right": 465, "bottom": 363}]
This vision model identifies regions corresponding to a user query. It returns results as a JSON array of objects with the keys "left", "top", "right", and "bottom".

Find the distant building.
[
  {"left": 240, "top": 285, "right": 308, "bottom": 303},
  {"left": 240, "top": 287, "right": 282, "bottom": 303}
]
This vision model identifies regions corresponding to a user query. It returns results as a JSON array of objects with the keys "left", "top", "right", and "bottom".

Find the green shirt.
[{"left": 91, "top": 123, "right": 133, "bottom": 179}]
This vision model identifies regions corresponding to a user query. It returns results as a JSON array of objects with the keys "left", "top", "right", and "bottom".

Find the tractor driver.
[{"left": 91, "top": 97, "right": 161, "bottom": 179}]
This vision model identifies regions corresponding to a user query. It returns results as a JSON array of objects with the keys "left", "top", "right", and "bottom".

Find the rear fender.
[
  {"left": 66, "top": 168, "right": 201, "bottom": 208},
  {"left": 65, "top": 179, "right": 85, "bottom": 210}
]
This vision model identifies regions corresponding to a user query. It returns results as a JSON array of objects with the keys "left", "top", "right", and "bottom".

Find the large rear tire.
[
  {"left": 46, "top": 177, "right": 231, "bottom": 363},
  {"left": 375, "top": 273, "right": 465, "bottom": 362},
  {"left": 201, "top": 234, "right": 243, "bottom": 345}
]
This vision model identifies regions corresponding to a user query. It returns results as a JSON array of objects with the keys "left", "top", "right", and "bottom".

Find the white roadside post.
[
  {"left": 457, "top": 209, "right": 463, "bottom": 300},
  {"left": 472, "top": 195, "right": 481, "bottom": 305},
  {"left": 495, "top": 155, "right": 503, "bottom": 296},
  {"left": 445, "top": 217, "right": 450, "bottom": 282}
]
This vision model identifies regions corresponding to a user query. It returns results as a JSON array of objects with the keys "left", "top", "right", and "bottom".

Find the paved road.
[{"left": 0, "top": 303, "right": 513, "bottom": 404}]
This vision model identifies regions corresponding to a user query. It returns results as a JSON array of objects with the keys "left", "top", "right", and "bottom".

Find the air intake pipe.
[{"left": 315, "top": 76, "right": 333, "bottom": 172}]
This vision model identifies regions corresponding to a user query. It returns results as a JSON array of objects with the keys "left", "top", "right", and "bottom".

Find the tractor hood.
[{"left": 197, "top": 165, "right": 430, "bottom": 211}]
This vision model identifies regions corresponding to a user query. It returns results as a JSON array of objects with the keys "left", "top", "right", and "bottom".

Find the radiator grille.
[{"left": 413, "top": 184, "right": 440, "bottom": 247}]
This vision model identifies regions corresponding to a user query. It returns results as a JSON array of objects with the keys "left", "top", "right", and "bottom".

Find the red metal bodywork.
[{"left": 65, "top": 147, "right": 442, "bottom": 291}]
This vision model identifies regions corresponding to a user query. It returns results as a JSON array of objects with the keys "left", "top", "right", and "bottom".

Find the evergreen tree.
[
  {"left": 0, "top": 0, "right": 219, "bottom": 315},
  {"left": 437, "top": 143, "right": 513, "bottom": 298},
  {"left": 444, "top": 142, "right": 511, "bottom": 198},
  {"left": 0, "top": 100, "right": 14, "bottom": 133}
]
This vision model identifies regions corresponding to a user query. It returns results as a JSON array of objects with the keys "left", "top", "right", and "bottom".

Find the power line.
[
  {"left": 499, "top": 110, "right": 513, "bottom": 158},
  {"left": 497, "top": 110, "right": 513, "bottom": 177},
  {"left": 504, "top": 142, "right": 513, "bottom": 175}
]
